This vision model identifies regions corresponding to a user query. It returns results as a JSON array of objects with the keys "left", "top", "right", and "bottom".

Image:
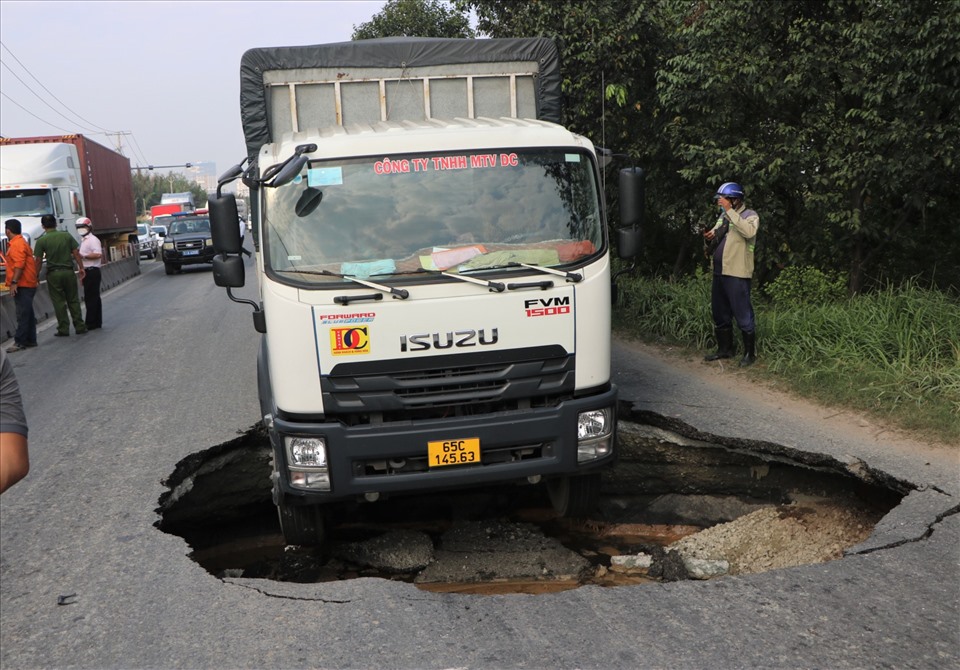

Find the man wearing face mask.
[
  {"left": 702, "top": 182, "right": 760, "bottom": 367},
  {"left": 76, "top": 217, "right": 103, "bottom": 330}
]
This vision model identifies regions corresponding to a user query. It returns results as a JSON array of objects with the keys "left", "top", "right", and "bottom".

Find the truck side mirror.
[
  {"left": 618, "top": 227, "right": 641, "bottom": 259},
  {"left": 618, "top": 167, "right": 645, "bottom": 260},
  {"left": 209, "top": 193, "right": 242, "bottom": 254},
  {"left": 213, "top": 255, "right": 245, "bottom": 288},
  {"left": 619, "top": 167, "right": 645, "bottom": 227}
]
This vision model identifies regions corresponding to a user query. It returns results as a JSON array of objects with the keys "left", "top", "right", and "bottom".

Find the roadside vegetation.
[
  {"left": 132, "top": 171, "right": 208, "bottom": 221},
  {"left": 614, "top": 271, "right": 960, "bottom": 444}
]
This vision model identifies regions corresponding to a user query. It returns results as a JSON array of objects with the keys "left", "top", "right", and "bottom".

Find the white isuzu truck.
[{"left": 209, "top": 37, "right": 644, "bottom": 545}]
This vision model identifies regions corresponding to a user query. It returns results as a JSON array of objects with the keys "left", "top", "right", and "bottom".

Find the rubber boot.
[
  {"left": 704, "top": 327, "right": 734, "bottom": 361},
  {"left": 739, "top": 330, "right": 756, "bottom": 367}
]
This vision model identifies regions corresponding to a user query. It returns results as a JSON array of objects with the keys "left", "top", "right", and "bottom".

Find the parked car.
[
  {"left": 161, "top": 210, "right": 215, "bottom": 274},
  {"left": 136, "top": 223, "right": 159, "bottom": 259},
  {"left": 150, "top": 223, "right": 168, "bottom": 241}
]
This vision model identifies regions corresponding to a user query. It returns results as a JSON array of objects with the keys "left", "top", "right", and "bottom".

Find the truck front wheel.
[
  {"left": 164, "top": 263, "right": 175, "bottom": 275},
  {"left": 277, "top": 501, "right": 326, "bottom": 546},
  {"left": 547, "top": 473, "right": 601, "bottom": 519}
]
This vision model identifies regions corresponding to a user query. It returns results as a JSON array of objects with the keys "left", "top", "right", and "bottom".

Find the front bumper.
[
  {"left": 269, "top": 387, "right": 618, "bottom": 505},
  {"left": 162, "top": 247, "right": 216, "bottom": 266}
]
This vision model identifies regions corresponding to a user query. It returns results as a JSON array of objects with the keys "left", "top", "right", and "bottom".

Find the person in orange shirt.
[{"left": 4, "top": 219, "right": 39, "bottom": 353}]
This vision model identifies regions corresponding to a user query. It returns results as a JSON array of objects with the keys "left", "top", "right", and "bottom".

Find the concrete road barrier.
[{"left": 0, "top": 255, "right": 140, "bottom": 343}]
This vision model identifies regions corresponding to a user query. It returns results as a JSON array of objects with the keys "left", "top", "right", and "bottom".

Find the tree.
[
  {"left": 352, "top": 0, "right": 475, "bottom": 39},
  {"left": 656, "top": 0, "right": 960, "bottom": 293},
  {"left": 436, "top": 1, "right": 960, "bottom": 291},
  {"left": 132, "top": 170, "right": 207, "bottom": 218},
  {"left": 463, "top": 0, "right": 681, "bottom": 273}
]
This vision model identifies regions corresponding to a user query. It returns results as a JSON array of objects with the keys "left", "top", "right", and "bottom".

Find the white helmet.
[{"left": 76, "top": 217, "right": 93, "bottom": 229}]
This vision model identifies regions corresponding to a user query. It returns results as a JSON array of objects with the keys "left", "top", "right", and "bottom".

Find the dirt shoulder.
[{"left": 614, "top": 335, "right": 958, "bottom": 465}]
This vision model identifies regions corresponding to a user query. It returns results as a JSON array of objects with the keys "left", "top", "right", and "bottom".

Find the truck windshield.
[
  {"left": 262, "top": 148, "right": 603, "bottom": 282},
  {"left": 0, "top": 189, "right": 54, "bottom": 218}
]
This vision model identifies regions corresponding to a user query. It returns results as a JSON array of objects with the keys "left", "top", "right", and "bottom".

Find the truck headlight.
[
  {"left": 205, "top": 238, "right": 214, "bottom": 247},
  {"left": 576, "top": 408, "right": 614, "bottom": 463},
  {"left": 285, "top": 436, "right": 331, "bottom": 490},
  {"left": 163, "top": 241, "right": 174, "bottom": 250}
]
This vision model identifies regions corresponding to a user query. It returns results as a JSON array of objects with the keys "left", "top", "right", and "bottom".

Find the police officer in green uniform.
[{"left": 33, "top": 215, "right": 87, "bottom": 337}]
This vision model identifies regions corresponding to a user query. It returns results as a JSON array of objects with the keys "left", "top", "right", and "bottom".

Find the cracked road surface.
[
  {"left": 156, "top": 419, "right": 902, "bottom": 589},
  {"left": 1, "top": 265, "right": 957, "bottom": 669}
]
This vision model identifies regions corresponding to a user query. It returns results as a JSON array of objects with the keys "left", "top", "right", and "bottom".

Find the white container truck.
[
  {"left": 208, "top": 37, "right": 644, "bottom": 545},
  {"left": 0, "top": 135, "right": 138, "bottom": 256}
]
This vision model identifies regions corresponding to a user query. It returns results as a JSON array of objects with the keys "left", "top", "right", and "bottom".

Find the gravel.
[{"left": 667, "top": 498, "right": 883, "bottom": 575}]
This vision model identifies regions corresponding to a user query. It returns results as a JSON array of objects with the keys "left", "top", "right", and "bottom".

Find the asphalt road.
[{"left": 1, "top": 260, "right": 957, "bottom": 669}]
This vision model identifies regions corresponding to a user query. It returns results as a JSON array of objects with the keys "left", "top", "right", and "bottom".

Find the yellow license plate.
[{"left": 428, "top": 437, "right": 481, "bottom": 467}]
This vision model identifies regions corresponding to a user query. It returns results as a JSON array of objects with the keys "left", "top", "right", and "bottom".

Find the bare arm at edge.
[{"left": 0, "top": 433, "right": 29, "bottom": 494}]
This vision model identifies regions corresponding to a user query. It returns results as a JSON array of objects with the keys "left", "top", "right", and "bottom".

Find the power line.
[
  {"left": 3, "top": 91, "right": 150, "bottom": 169},
  {"left": 1, "top": 42, "right": 160, "bottom": 170},
  {"left": 0, "top": 40, "right": 118, "bottom": 134},
  {"left": 0, "top": 44, "right": 151, "bottom": 165},
  {"left": 0, "top": 91, "right": 76, "bottom": 134},
  {"left": 0, "top": 61, "right": 104, "bottom": 134},
  {"left": 128, "top": 133, "right": 151, "bottom": 166}
]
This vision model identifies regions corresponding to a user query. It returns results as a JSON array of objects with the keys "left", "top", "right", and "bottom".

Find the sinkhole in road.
[{"left": 156, "top": 410, "right": 907, "bottom": 594}]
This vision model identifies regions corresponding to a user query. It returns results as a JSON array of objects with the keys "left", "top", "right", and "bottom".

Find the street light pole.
[
  {"left": 131, "top": 163, "right": 193, "bottom": 171},
  {"left": 131, "top": 162, "right": 193, "bottom": 193}
]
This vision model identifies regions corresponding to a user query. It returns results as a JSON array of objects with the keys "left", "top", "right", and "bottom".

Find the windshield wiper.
[
  {"left": 369, "top": 267, "right": 504, "bottom": 292},
  {"left": 317, "top": 269, "right": 410, "bottom": 299},
  {"left": 276, "top": 268, "right": 410, "bottom": 300},
  {"left": 508, "top": 262, "right": 582, "bottom": 283},
  {"left": 441, "top": 271, "right": 504, "bottom": 292}
]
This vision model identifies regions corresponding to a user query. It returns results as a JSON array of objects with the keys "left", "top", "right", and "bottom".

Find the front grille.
[
  {"left": 175, "top": 239, "right": 205, "bottom": 252},
  {"left": 321, "top": 347, "right": 575, "bottom": 424},
  {"left": 376, "top": 360, "right": 512, "bottom": 404}
]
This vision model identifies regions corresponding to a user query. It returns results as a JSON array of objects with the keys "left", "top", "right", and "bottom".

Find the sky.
[{"left": 0, "top": 0, "right": 387, "bottom": 183}]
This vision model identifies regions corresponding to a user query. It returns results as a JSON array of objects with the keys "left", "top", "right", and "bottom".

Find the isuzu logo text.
[
  {"left": 400, "top": 329, "right": 499, "bottom": 352},
  {"left": 524, "top": 296, "right": 571, "bottom": 317}
]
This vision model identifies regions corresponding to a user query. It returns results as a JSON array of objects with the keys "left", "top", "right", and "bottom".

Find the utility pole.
[{"left": 107, "top": 131, "right": 131, "bottom": 155}]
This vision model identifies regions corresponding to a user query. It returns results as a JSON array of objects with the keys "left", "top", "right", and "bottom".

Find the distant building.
[{"left": 187, "top": 162, "right": 217, "bottom": 195}]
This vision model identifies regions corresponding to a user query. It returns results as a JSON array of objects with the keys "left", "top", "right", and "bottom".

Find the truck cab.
[
  {"left": 208, "top": 37, "right": 644, "bottom": 546},
  {"left": 0, "top": 143, "right": 84, "bottom": 252}
]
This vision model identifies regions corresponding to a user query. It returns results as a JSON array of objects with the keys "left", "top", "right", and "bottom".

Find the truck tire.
[
  {"left": 277, "top": 501, "right": 326, "bottom": 546},
  {"left": 164, "top": 263, "right": 175, "bottom": 275},
  {"left": 547, "top": 473, "right": 601, "bottom": 519}
]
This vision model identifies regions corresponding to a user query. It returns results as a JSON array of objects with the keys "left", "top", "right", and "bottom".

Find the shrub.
[{"left": 764, "top": 266, "right": 846, "bottom": 306}]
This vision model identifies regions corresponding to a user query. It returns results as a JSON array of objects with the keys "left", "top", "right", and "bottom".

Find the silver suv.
[{"left": 136, "top": 223, "right": 159, "bottom": 260}]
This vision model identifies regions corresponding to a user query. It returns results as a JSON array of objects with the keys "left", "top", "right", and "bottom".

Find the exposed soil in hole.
[{"left": 156, "top": 419, "right": 905, "bottom": 594}]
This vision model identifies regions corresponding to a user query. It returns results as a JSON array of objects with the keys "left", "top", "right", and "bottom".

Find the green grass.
[{"left": 614, "top": 273, "right": 960, "bottom": 445}]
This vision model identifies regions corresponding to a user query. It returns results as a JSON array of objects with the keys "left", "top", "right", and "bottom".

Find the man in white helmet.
[
  {"left": 76, "top": 217, "right": 103, "bottom": 330},
  {"left": 702, "top": 182, "right": 759, "bottom": 366}
]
